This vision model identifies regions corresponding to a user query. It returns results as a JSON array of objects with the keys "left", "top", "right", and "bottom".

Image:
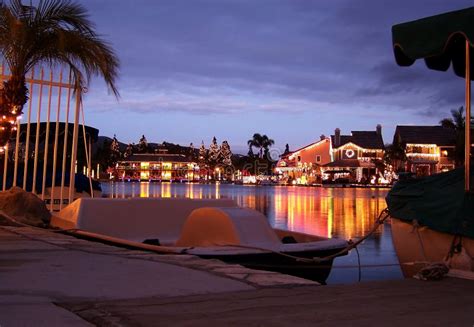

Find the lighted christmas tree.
[
  {"left": 208, "top": 136, "right": 220, "bottom": 165},
  {"left": 110, "top": 135, "right": 121, "bottom": 165},
  {"left": 220, "top": 140, "right": 232, "bottom": 166},
  {"left": 124, "top": 143, "right": 133, "bottom": 158},
  {"left": 198, "top": 141, "right": 207, "bottom": 165},
  {"left": 138, "top": 135, "right": 148, "bottom": 153}
]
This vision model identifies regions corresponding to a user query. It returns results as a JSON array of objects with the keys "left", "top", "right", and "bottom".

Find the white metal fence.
[{"left": 0, "top": 64, "right": 93, "bottom": 211}]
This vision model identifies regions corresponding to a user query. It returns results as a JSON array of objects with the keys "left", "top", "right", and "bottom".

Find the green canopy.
[
  {"left": 392, "top": 7, "right": 474, "bottom": 79},
  {"left": 390, "top": 7, "right": 474, "bottom": 236}
]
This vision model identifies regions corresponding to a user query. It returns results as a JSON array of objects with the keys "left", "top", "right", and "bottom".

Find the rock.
[{"left": 0, "top": 187, "right": 51, "bottom": 227}]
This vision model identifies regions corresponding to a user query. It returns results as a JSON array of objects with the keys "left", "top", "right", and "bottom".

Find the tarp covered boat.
[
  {"left": 387, "top": 167, "right": 474, "bottom": 239},
  {"left": 386, "top": 168, "right": 474, "bottom": 277}
]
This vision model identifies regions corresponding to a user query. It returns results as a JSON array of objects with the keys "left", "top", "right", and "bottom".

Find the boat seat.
[{"left": 176, "top": 207, "right": 281, "bottom": 247}]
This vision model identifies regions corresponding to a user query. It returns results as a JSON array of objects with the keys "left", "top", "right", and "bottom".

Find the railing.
[{"left": 0, "top": 65, "right": 91, "bottom": 211}]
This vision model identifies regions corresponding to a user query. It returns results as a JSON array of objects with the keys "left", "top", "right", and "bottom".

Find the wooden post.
[{"left": 466, "top": 40, "right": 471, "bottom": 193}]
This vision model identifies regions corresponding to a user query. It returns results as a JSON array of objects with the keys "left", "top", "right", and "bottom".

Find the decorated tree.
[
  {"left": 110, "top": 135, "right": 121, "bottom": 165},
  {"left": 198, "top": 141, "right": 207, "bottom": 179},
  {"left": 220, "top": 141, "right": 232, "bottom": 166},
  {"left": 208, "top": 137, "right": 220, "bottom": 166},
  {"left": 198, "top": 141, "right": 207, "bottom": 165},
  {"left": 124, "top": 143, "right": 134, "bottom": 158},
  {"left": 137, "top": 135, "right": 148, "bottom": 153}
]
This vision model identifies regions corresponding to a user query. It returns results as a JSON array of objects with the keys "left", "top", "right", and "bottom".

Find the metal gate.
[{"left": 0, "top": 64, "right": 94, "bottom": 211}]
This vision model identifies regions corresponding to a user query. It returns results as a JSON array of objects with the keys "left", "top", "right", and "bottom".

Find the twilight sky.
[{"left": 78, "top": 0, "right": 472, "bottom": 154}]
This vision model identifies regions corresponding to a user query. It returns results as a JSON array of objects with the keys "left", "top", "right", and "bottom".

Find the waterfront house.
[
  {"left": 322, "top": 125, "right": 385, "bottom": 183},
  {"left": 115, "top": 152, "right": 199, "bottom": 182},
  {"left": 392, "top": 125, "right": 456, "bottom": 176},
  {"left": 275, "top": 136, "right": 332, "bottom": 184}
]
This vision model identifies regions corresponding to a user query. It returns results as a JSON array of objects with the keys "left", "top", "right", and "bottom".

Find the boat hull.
[
  {"left": 198, "top": 248, "right": 342, "bottom": 283},
  {"left": 391, "top": 217, "right": 474, "bottom": 278},
  {"left": 61, "top": 228, "right": 345, "bottom": 284}
]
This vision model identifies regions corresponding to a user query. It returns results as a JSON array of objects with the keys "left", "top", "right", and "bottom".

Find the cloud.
[{"left": 76, "top": 0, "right": 473, "bottom": 147}]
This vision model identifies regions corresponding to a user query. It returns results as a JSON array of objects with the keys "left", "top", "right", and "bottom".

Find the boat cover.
[{"left": 386, "top": 166, "right": 474, "bottom": 238}]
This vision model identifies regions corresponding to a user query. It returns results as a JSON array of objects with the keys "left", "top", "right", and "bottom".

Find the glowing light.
[
  {"left": 345, "top": 149, "right": 355, "bottom": 158},
  {"left": 406, "top": 153, "right": 439, "bottom": 158}
]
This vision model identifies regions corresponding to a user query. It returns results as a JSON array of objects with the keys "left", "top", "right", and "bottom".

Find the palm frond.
[{"left": 0, "top": 0, "right": 119, "bottom": 95}]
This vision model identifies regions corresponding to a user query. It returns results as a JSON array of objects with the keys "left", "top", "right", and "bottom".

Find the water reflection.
[{"left": 102, "top": 182, "right": 387, "bottom": 240}]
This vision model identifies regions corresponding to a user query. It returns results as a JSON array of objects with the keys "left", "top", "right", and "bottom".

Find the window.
[
  {"left": 315, "top": 155, "right": 321, "bottom": 163},
  {"left": 297, "top": 156, "right": 301, "bottom": 162}
]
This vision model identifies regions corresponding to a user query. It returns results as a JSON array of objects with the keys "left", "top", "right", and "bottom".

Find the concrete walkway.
[
  {"left": 0, "top": 223, "right": 315, "bottom": 326},
  {"left": 61, "top": 278, "right": 474, "bottom": 327},
  {"left": 1, "top": 223, "right": 474, "bottom": 326}
]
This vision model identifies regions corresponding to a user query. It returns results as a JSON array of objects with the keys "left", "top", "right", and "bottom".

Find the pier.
[{"left": 1, "top": 222, "right": 472, "bottom": 326}]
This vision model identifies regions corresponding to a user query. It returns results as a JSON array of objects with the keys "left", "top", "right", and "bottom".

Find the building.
[
  {"left": 322, "top": 125, "right": 385, "bottom": 183},
  {"left": 1, "top": 122, "right": 99, "bottom": 191},
  {"left": 115, "top": 153, "right": 199, "bottom": 182},
  {"left": 275, "top": 136, "right": 332, "bottom": 184},
  {"left": 392, "top": 125, "right": 456, "bottom": 176}
]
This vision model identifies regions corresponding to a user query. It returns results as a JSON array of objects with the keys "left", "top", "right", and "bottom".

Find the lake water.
[{"left": 101, "top": 182, "right": 403, "bottom": 284}]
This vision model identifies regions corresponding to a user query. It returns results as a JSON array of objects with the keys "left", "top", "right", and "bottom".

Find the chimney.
[
  {"left": 334, "top": 128, "right": 341, "bottom": 147},
  {"left": 320, "top": 134, "right": 326, "bottom": 141},
  {"left": 376, "top": 124, "right": 382, "bottom": 136}
]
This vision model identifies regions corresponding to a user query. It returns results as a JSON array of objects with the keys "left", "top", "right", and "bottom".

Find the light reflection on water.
[{"left": 102, "top": 182, "right": 403, "bottom": 284}]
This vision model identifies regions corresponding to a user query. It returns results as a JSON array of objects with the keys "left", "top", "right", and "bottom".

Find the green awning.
[{"left": 392, "top": 7, "right": 474, "bottom": 79}]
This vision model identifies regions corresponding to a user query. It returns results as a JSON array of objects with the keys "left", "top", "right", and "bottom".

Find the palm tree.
[
  {"left": 440, "top": 106, "right": 465, "bottom": 130},
  {"left": 247, "top": 133, "right": 275, "bottom": 159},
  {"left": 439, "top": 106, "right": 467, "bottom": 167},
  {"left": 0, "top": 0, "right": 119, "bottom": 146}
]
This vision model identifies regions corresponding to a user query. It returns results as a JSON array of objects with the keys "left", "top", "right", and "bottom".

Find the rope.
[
  {"left": 412, "top": 220, "right": 428, "bottom": 263},
  {"left": 413, "top": 262, "right": 449, "bottom": 281},
  {"left": 309, "top": 208, "right": 390, "bottom": 263},
  {"left": 411, "top": 220, "right": 450, "bottom": 281},
  {"left": 213, "top": 208, "right": 391, "bottom": 265},
  {"left": 355, "top": 246, "right": 361, "bottom": 282}
]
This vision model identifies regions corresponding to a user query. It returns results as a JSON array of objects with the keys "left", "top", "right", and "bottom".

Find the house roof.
[
  {"left": 281, "top": 138, "right": 329, "bottom": 159},
  {"left": 331, "top": 131, "right": 384, "bottom": 149},
  {"left": 394, "top": 125, "right": 456, "bottom": 146},
  {"left": 122, "top": 153, "right": 194, "bottom": 163}
]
